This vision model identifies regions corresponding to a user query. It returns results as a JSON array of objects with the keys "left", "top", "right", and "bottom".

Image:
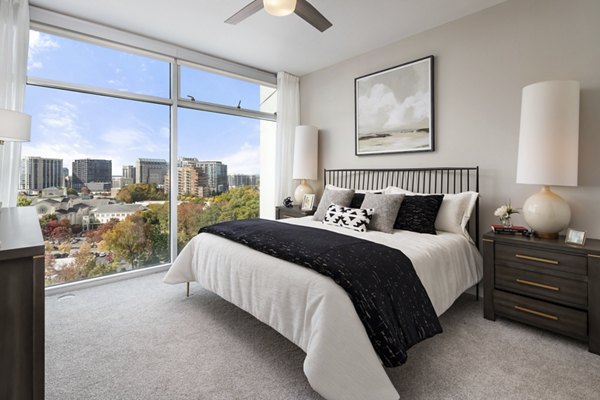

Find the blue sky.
[{"left": 23, "top": 30, "right": 274, "bottom": 176}]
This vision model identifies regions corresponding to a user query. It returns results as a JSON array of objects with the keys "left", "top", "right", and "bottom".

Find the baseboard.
[{"left": 44, "top": 263, "right": 171, "bottom": 296}]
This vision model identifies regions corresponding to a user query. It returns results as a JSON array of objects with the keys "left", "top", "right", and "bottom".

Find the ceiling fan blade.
[
  {"left": 294, "top": 0, "right": 332, "bottom": 32},
  {"left": 225, "top": 0, "right": 264, "bottom": 25}
]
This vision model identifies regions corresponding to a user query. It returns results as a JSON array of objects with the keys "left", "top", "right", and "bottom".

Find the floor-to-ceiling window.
[
  {"left": 21, "top": 27, "right": 276, "bottom": 286},
  {"left": 174, "top": 65, "right": 276, "bottom": 251}
]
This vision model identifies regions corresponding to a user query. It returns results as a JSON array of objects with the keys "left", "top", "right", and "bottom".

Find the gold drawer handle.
[
  {"left": 515, "top": 278, "right": 560, "bottom": 292},
  {"left": 514, "top": 305, "right": 559, "bottom": 321},
  {"left": 515, "top": 254, "right": 559, "bottom": 265}
]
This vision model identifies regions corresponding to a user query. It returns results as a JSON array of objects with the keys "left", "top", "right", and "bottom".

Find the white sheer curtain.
[
  {"left": 0, "top": 0, "right": 29, "bottom": 207},
  {"left": 274, "top": 71, "right": 300, "bottom": 206}
]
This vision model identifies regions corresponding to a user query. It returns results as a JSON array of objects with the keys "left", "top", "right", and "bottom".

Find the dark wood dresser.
[
  {"left": 0, "top": 207, "right": 45, "bottom": 400},
  {"left": 483, "top": 231, "right": 599, "bottom": 354}
]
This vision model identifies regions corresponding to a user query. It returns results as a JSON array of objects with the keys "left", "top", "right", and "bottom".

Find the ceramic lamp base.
[
  {"left": 522, "top": 186, "right": 570, "bottom": 239},
  {"left": 294, "top": 180, "right": 314, "bottom": 204}
]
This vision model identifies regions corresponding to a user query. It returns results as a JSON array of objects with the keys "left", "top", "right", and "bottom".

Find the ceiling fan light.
[{"left": 263, "top": 0, "right": 297, "bottom": 16}]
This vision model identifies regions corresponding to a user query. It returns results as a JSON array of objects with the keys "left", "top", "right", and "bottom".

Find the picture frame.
[
  {"left": 301, "top": 194, "right": 315, "bottom": 211},
  {"left": 565, "top": 228, "right": 586, "bottom": 246},
  {"left": 355, "top": 55, "right": 434, "bottom": 155}
]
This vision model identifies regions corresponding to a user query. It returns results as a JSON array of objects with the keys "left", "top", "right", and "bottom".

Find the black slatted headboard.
[{"left": 323, "top": 167, "right": 480, "bottom": 247}]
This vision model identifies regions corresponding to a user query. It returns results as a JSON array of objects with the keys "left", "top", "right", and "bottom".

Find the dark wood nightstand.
[
  {"left": 275, "top": 205, "right": 315, "bottom": 219},
  {"left": 483, "top": 231, "right": 600, "bottom": 354}
]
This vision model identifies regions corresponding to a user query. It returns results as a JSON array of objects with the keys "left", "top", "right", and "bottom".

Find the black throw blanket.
[{"left": 200, "top": 218, "right": 442, "bottom": 367}]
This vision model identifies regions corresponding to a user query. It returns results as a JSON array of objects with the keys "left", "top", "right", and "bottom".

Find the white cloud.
[
  {"left": 22, "top": 101, "right": 95, "bottom": 172},
  {"left": 222, "top": 142, "right": 260, "bottom": 175},
  {"left": 100, "top": 128, "right": 163, "bottom": 156},
  {"left": 28, "top": 31, "right": 59, "bottom": 71}
]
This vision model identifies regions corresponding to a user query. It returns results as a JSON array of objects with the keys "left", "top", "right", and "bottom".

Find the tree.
[
  {"left": 66, "top": 187, "right": 79, "bottom": 196},
  {"left": 17, "top": 193, "right": 32, "bottom": 207},
  {"left": 143, "top": 203, "right": 169, "bottom": 263},
  {"left": 44, "top": 219, "right": 73, "bottom": 241},
  {"left": 39, "top": 213, "right": 58, "bottom": 232},
  {"left": 116, "top": 183, "right": 167, "bottom": 204},
  {"left": 177, "top": 202, "right": 206, "bottom": 251},
  {"left": 84, "top": 218, "right": 119, "bottom": 243},
  {"left": 100, "top": 212, "right": 152, "bottom": 268}
]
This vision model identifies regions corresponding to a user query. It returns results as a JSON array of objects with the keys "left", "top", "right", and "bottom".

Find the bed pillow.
[
  {"left": 348, "top": 191, "right": 384, "bottom": 209},
  {"left": 323, "top": 203, "right": 374, "bottom": 232},
  {"left": 386, "top": 187, "right": 478, "bottom": 238},
  {"left": 360, "top": 193, "right": 404, "bottom": 233},
  {"left": 394, "top": 194, "right": 444, "bottom": 234},
  {"left": 313, "top": 187, "right": 355, "bottom": 221}
]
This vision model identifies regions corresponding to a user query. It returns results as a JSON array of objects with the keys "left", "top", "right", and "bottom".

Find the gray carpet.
[{"left": 46, "top": 272, "right": 600, "bottom": 400}]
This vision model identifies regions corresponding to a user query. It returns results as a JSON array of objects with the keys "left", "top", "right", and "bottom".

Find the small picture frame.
[
  {"left": 565, "top": 228, "right": 586, "bottom": 246},
  {"left": 301, "top": 194, "right": 315, "bottom": 211}
]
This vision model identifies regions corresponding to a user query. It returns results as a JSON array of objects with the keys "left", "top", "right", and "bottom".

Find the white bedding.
[{"left": 164, "top": 217, "right": 482, "bottom": 400}]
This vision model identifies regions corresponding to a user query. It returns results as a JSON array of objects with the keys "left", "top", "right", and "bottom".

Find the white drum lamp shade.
[
  {"left": 516, "top": 80, "right": 580, "bottom": 239},
  {"left": 264, "top": 0, "right": 297, "bottom": 16},
  {"left": 292, "top": 125, "right": 318, "bottom": 203},
  {"left": 0, "top": 109, "right": 31, "bottom": 144}
]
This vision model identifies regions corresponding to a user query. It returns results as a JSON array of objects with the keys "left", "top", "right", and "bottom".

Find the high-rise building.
[
  {"left": 72, "top": 159, "right": 112, "bottom": 190},
  {"left": 135, "top": 158, "right": 168, "bottom": 186},
  {"left": 197, "top": 161, "right": 228, "bottom": 195},
  {"left": 228, "top": 174, "right": 259, "bottom": 188},
  {"left": 165, "top": 164, "right": 208, "bottom": 196},
  {"left": 122, "top": 165, "right": 136, "bottom": 183},
  {"left": 20, "top": 157, "right": 64, "bottom": 194}
]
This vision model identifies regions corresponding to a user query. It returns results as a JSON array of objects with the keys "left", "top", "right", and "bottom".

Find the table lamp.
[
  {"left": 516, "top": 80, "right": 580, "bottom": 239},
  {"left": 292, "top": 125, "right": 318, "bottom": 203},
  {"left": 0, "top": 108, "right": 31, "bottom": 145}
]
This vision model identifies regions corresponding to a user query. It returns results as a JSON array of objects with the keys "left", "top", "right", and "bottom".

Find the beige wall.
[{"left": 300, "top": 0, "right": 600, "bottom": 239}]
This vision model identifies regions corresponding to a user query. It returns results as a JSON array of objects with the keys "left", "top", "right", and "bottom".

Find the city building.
[
  {"left": 165, "top": 164, "right": 208, "bottom": 197},
  {"left": 72, "top": 159, "right": 112, "bottom": 190},
  {"left": 122, "top": 165, "right": 136, "bottom": 183},
  {"left": 19, "top": 156, "right": 63, "bottom": 194},
  {"left": 197, "top": 161, "right": 228, "bottom": 195},
  {"left": 135, "top": 158, "right": 168, "bottom": 186},
  {"left": 228, "top": 174, "right": 259, "bottom": 188},
  {"left": 92, "top": 204, "right": 146, "bottom": 224}
]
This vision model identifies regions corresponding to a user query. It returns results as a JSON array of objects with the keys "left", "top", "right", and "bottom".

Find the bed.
[{"left": 164, "top": 167, "right": 482, "bottom": 400}]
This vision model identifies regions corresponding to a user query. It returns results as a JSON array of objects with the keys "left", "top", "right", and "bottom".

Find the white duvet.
[{"left": 164, "top": 217, "right": 482, "bottom": 400}]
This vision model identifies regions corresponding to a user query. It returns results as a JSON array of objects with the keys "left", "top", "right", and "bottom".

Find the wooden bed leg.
[
  {"left": 476, "top": 283, "right": 479, "bottom": 301},
  {"left": 186, "top": 282, "right": 190, "bottom": 297}
]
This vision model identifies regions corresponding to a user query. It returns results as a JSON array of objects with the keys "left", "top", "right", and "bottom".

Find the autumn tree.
[
  {"left": 100, "top": 212, "right": 152, "bottom": 268},
  {"left": 43, "top": 218, "right": 74, "bottom": 241},
  {"left": 84, "top": 218, "right": 119, "bottom": 243},
  {"left": 176, "top": 202, "right": 206, "bottom": 251},
  {"left": 143, "top": 203, "right": 169, "bottom": 263},
  {"left": 116, "top": 183, "right": 167, "bottom": 204},
  {"left": 17, "top": 193, "right": 32, "bottom": 207},
  {"left": 39, "top": 213, "right": 58, "bottom": 231}
]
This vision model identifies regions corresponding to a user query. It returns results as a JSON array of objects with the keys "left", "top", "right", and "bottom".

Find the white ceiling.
[{"left": 29, "top": 0, "right": 506, "bottom": 76}]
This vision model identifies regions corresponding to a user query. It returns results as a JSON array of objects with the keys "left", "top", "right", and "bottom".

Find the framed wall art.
[{"left": 355, "top": 55, "right": 434, "bottom": 155}]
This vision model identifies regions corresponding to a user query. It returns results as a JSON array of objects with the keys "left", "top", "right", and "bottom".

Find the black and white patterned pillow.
[{"left": 323, "top": 203, "right": 374, "bottom": 232}]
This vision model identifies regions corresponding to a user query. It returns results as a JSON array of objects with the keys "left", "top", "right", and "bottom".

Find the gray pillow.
[
  {"left": 313, "top": 187, "right": 355, "bottom": 221},
  {"left": 360, "top": 193, "right": 404, "bottom": 233}
]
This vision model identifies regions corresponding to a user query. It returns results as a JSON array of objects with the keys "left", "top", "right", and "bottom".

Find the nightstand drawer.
[
  {"left": 496, "top": 243, "right": 587, "bottom": 276},
  {"left": 494, "top": 290, "right": 587, "bottom": 341},
  {"left": 495, "top": 265, "right": 587, "bottom": 308}
]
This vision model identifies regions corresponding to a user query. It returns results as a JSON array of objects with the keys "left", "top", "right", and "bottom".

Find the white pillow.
[{"left": 385, "top": 186, "right": 478, "bottom": 239}]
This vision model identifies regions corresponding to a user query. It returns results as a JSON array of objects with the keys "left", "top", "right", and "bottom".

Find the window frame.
[{"left": 27, "top": 13, "right": 277, "bottom": 290}]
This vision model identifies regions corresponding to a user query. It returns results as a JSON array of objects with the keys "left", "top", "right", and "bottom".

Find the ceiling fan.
[{"left": 225, "top": 0, "right": 332, "bottom": 32}]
